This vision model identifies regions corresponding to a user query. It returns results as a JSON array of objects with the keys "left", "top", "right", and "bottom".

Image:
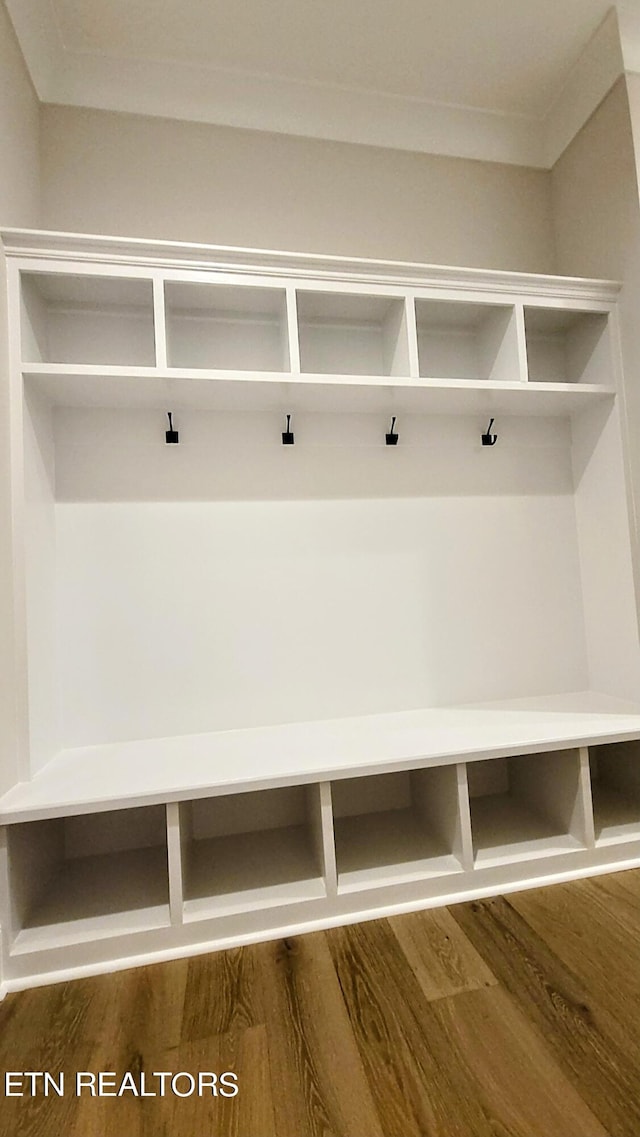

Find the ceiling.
[{"left": 7, "top": 0, "right": 640, "bottom": 167}]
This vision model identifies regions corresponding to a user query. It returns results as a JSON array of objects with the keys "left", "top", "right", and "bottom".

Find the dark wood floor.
[{"left": 2, "top": 869, "right": 640, "bottom": 1136}]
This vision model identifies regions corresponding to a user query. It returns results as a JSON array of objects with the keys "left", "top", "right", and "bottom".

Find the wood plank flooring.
[{"left": 2, "top": 870, "right": 640, "bottom": 1136}]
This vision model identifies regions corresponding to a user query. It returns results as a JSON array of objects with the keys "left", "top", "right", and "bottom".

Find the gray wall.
[{"left": 41, "top": 104, "right": 556, "bottom": 272}]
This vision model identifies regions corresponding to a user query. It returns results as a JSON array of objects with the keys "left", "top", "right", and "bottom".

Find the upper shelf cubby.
[
  {"left": 524, "top": 307, "right": 611, "bottom": 384},
  {"left": 165, "top": 281, "right": 290, "bottom": 371},
  {"left": 297, "top": 290, "right": 410, "bottom": 376},
  {"left": 415, "top": 300, "right": 519, "bottom": 382},
  {"left": 20, "top": 272, "right": 156, "bottom": 366}
]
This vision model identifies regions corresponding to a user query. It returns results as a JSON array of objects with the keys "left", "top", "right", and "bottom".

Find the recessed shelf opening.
[
  {"left": 165, "top": 281, "right": 289, "bottom": 371},
  {"left": 179, "top": 785, "right": 327, "bottom": 921},
  {"left": 7, "top": 805, "right": 170, "bottom": 953},
  {"left": 468, "top": 749, "right": 586, "bottom": 867},
  {"left": 297, "top": 290, "right": 409, "bottom": 376},
  {"left": 20, "top": 272, "right": 156, "bottom": 366},
  {"left": 589, "top": 741, "right": 640, "bottom": 844},
  {"left": 415, "top": 299, "right": 519, "bottom": 382},
  {"left": 524, "top": 307, "right": 610, "bottom": 384},
  {"left": 332, "top": 766, "right": 465, "bottom": 892}
]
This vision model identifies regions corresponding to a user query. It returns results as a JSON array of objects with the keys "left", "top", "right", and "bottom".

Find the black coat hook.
[
  {"left": 282, "top": 413, "right": 294, "bottom": 445},
  {"left": 481, "top": 418, "right": 497, "bottom": 446},
  {"left": 165, "top": 412, "right": 179, "bottom": 444},
  {"left": 386, "top": 416, "right": 399, "bottom": 446}
]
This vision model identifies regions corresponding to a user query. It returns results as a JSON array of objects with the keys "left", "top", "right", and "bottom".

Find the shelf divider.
[
  {"left": 166, "top": 801, "right": 184, "bottom": 926},
  {"left": 286, "top": 284, "right": 301, "bottom": 373},
  {"left": 578, "top": 745, "right": 597, "bottom": 849},
  {"left": 313, "top": 782, "right": 337, "bottom": 896},
  {"left": 456, "top": 763, "right": 475, "bottom": 871},
  {"left": 153, "top": 275, "right": 168, "bottom": 369},
  {"left": 514, "top": 302, "right": 529, "bottom": 383}
]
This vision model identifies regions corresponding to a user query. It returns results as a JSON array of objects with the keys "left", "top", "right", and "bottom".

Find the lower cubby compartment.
[
  {"left": 179, "top": 785, "right": 327, "bottom": 921},
  {"left": 332, "top": 765, "right": 466, "bottom": 893},
  {"left": 589, "top": 741, "right": 640, "bottom": 844},
  {"left": 468, "top": 749, "right": 586, "bottom": 867},
  {"left": 6, "top": 805, "right": 171, "bottom": 953}
]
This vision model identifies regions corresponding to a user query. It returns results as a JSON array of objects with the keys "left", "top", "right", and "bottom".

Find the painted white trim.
[
  {"left": 618, "top": 1, "right": 640, "bottom": 74},
  {"left": 543, "top": 8, "right": 625, "bottom": 167},
  {"left": 49, "top": 48, "right": 546, "bottom": 168},
  {"left": 3, "top": 1, "right": 629, "bottom": 169},
  {"left": 4, "top": 0, "right": 64, "bottom": 100},
  {"left": 3, "top": 849, "right": 640, "bottom": 998},
  {"left": 0, "top": 228, "right": 621, "bottom": 301}
]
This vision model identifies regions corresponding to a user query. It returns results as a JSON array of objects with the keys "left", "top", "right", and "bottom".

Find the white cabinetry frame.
[{"left": 2, "top": 229, "right": 640, "bottom": 994}]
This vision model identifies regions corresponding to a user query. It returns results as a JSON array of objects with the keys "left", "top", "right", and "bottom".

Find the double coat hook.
[
  {"left": 482, "top": 418, "right": 497, "bottom": 446},
  {"left": 386, "top": 416, "right": 399, "bottom": 446}
]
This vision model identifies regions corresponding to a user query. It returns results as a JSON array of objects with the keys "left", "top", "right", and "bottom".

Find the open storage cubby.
[
  {"left": 164, "top": 280, "right": 290, "bottom": 371},
  {"left": 297, "top": 289, "right": 410, "bottom": 375},
  {"left": 467, "top": 750, "right": 587, "bottom": 867},
  {"left": 178, "top": 785, "right": 328, "bottom": 921},
  {"left": 588, "top": 741, "right": 640, "bottom": 844},
  {"left": 524, "top": 306, "right": 610, "bottom": 384},
  {"left": 332, "top": 766, "right": 466, "bottom": 892},
  {"left": 415, "top": 299, "right": 519, "bottom": 381},
  {"left": 6, "top": 805, "right": 170, "bottom": 952},
  {"left": 20, "top": 272, "right": 156, "bottom": 366}
]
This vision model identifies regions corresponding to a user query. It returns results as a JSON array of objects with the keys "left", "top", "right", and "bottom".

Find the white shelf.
[
  {"left": 165, "top": 280, "right": 289, "bottom": 371},
  {"left": 524, "top": 307, "right": 610, "bottom": 385},
  {"left": 471, "top": 796, "right": 584, "bottom": 867},
  {"left": 12, "top": 848, "right": 170, "bottom": 954},
  {"left": 415, "top": 299, "right": 519, "bottom": 382},
  {"left": 6, "top": 805, "right": 171, "bottom": 953},
  {"left": 468, "top": 748, "right": 589, "bottom": 867},
  {"left": 22, "top": 365, "right": 615, "bottom": 417},
  {"left": 297, "top": 290, "right": 410, "bottom": 377},
  {"left": 183, "top": 827, "right": 326, "bottom": 921},
  {"left": 21, "top": 272, "right": 156, "bottom": 366},
  {"left": 334, "top": 812, "right": 462, "bottom": 892},
  {"left": 589, "top": 741, "right": 640, "bottom": 845},
  {"left": 3, "top": 693, "right": 638, "bottom": 825},
  {"left": 179, "top": 785, "right": 327, "bottom": 921},
  {"left": 332, "top": 766, "right": 466, "bottom": 891}
]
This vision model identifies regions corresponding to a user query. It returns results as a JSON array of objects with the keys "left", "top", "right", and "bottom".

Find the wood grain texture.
[
  {"left": 2, "top": 870, "right": 640, "bottom": 1135},
  {"left": 256, "top": 932, "right": 384, "bottom": 1137},
  {"left": 388, "top": 906, "right": 497, "bottom": 1001},
  {"left": 451, "top": 892, "right": 640, "bottom": 1137}
]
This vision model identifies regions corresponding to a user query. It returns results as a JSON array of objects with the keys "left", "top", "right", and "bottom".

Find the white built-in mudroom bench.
[{"left": 2, "top": 228, "right": 640, "bottom": 994}]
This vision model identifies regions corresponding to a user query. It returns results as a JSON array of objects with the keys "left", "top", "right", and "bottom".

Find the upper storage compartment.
[
  {"left": 165, "top": 281, "right": 290, "bottom": 371},
  {"left": 297, "top": 290, "right": 410, "bottom": 376},
  {"left": 415, "top": 300, "right": 519, "bottom": 382},
  {"left": 21, "top": 272, "right": 156, "bottom": 366},
  {"left": 524, "top": 307, "right": 611, "bottom": 384}
]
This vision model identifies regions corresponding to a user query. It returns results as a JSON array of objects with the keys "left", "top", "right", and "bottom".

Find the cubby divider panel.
[
  {"left": 165, "top": 281, "right": 290, "bottom": 371},
  {"left": 415, "top": 299, "right": 519, "bottom": 382},
  {"left": 468, "top": 749, "right": 587, "bottom": 867},
  {"left": 20, "top": 273, "right": 156, "bottom": 366},
  {"left": 179, "top": 785, "right": 327, "bottom": 922},
  {"left": 524, "top": 307, "right": 610, "bottom": 384},
  {"left": 297, "top": 290, "right": 410, "bottom": 376},
  {"left": 589, "top": 741, "right": 640, "bottom": 844},
  {"left": 332, "top": 765, "right": 466, "bottom": 893},
  {"left": 7, "top": 805, "right": 171, "bottom": 953}
]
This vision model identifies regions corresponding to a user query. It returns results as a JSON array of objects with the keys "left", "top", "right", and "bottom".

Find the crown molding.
[
  {"left": 0, "top": 227, "right": 621, "bottom": 303},
  {"left": 5, "top": 0, "right": 63, "bottom": 98},
  {"left": 5, "top": 0, "right": 629, "bottom": 170},
  {"left": 617, "top": 1, "right": 640, "bottom": 72},
  {"left": 542, "top": 8, "right": 624, "bottom": 166}
]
